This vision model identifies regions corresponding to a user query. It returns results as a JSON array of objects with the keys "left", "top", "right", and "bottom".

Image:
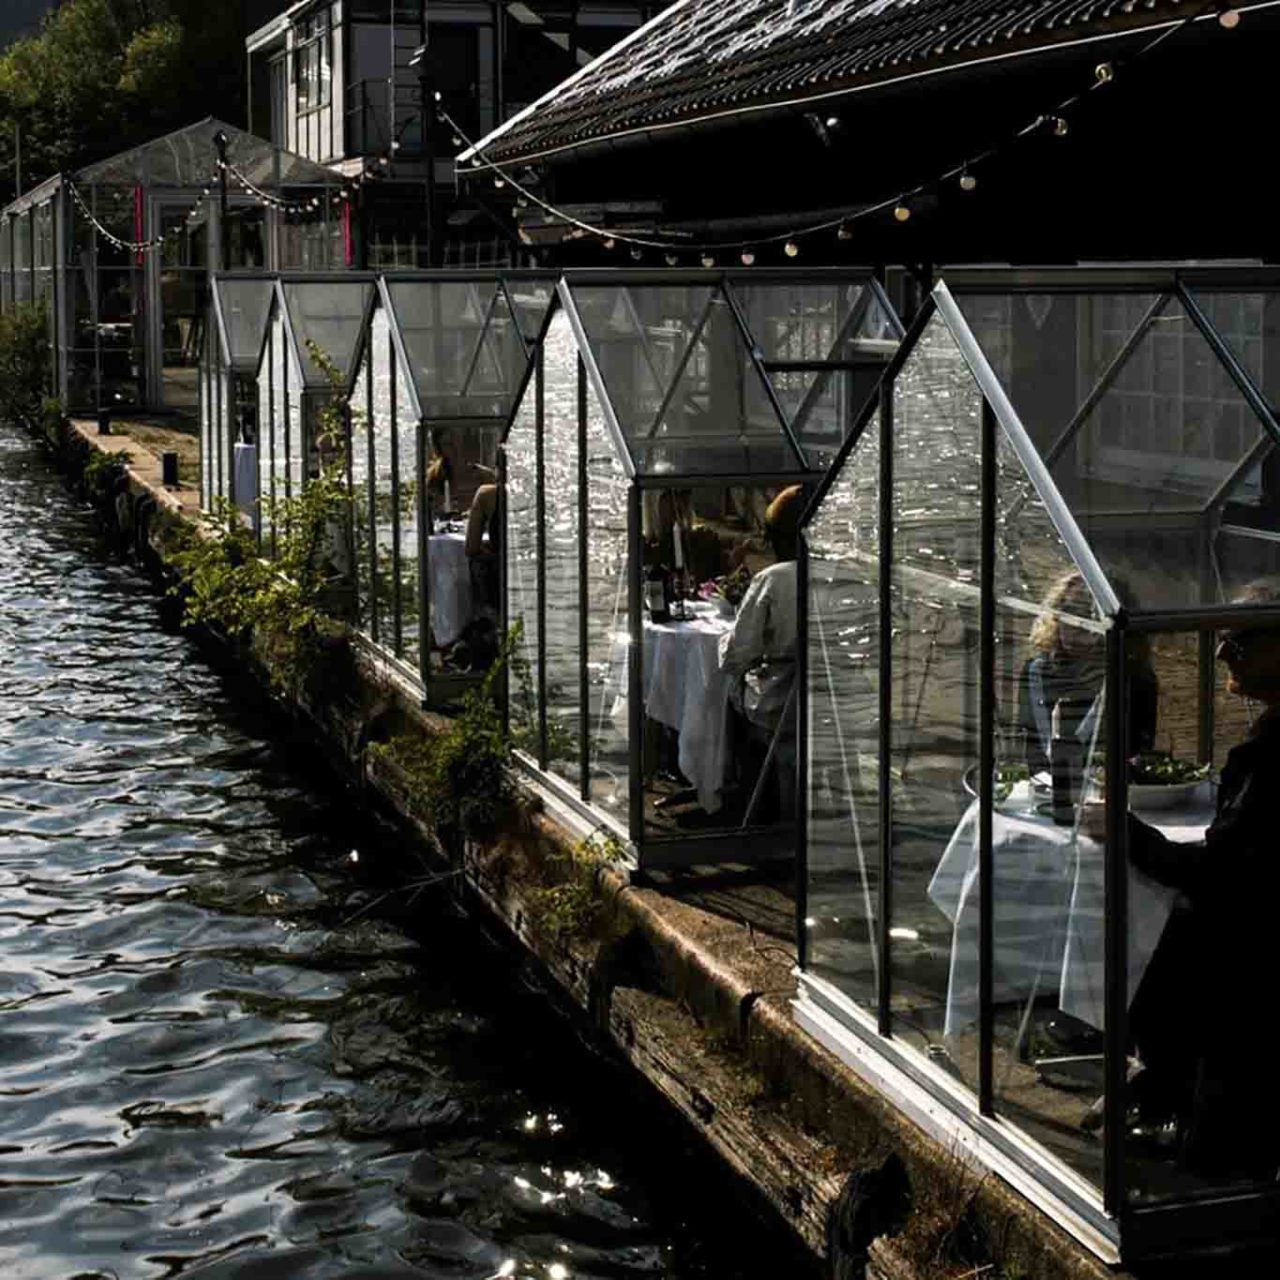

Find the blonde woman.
[{"left": 1017, "top": 568, "right": 1157, "bottom": 774}]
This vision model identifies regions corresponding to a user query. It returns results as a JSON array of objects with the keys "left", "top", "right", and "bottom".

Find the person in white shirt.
[{"left": 719, "top": 484, "right": 805, "bottom": 819}]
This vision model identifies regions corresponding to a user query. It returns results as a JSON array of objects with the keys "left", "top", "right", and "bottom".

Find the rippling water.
[{"left": 0, "top": 426, "right": 805, "bottom": 1280}]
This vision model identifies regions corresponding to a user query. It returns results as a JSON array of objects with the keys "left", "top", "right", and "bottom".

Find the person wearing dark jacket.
[{"left": 1126, "top": 591, "right": 1280, "bottom": 1179}]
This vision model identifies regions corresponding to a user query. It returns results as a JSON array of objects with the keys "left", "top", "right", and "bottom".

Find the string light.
[
  {"left": 442, "top": 2, "right": 1227, "bottom": 262},
  {"left": 700, "top": 254, "right": 715, "bottom": 267}
]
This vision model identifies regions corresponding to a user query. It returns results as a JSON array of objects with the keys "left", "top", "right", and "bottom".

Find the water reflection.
[{"left": 0, "top": 427, "right": 806, "bottom": 1279}]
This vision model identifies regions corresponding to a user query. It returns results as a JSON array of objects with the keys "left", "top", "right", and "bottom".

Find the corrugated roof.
[{"left": 461, "top": 0, "right": 1218, "bottom": 167}]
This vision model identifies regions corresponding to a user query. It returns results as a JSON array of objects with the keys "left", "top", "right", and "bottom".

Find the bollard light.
[
  {"left": 97, "top": 410, "right": 111, "bottom": 436},
  {"left": 161, "top": 451, "right": 179, "bottom": 487}
]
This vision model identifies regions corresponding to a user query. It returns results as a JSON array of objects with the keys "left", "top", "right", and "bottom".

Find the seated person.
[
  {"left": 1019, "top": 568, "right": 1157, "bottom": 774},
  {"left": 1123, "top": 583, "right": 1280, "bottom": 1177},
  {"left": 426, "top": 426, "right": 494, "bottom": 516},
  {"left": 718, "top": 484, "right": 805, "bottom": 820}
]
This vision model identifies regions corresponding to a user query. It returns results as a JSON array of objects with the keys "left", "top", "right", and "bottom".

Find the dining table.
[
  {"left": 427, "top": 530, "right": 472, "bottom": 648},
  {"left": 639, "top": 599, "right": 736, "bottom": 814},
  {"left": 927, "top": 778, "right": 1214, "bottom": 1035}
]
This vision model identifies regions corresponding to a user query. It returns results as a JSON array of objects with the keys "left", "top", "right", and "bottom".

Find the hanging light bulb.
[
  {"left": 665, "top": 253, "right": 679, "bottom": 266},
  {"left": 959, "top": 169, "right": 977, "bottom": 192},
  {"left": 700, "top": 254, "right": 715, "bottom": 268},
  {"left": 1095, "top": 61, "right": 1114, "bottom": 85},
  {"left": 1052, "top": 116, "right": 1069, "bottom": 137},
  {"left": 836, "top": 223, "right": 853, "bottom": 241},
  {"left": 893, "top": 201, "right": 911, "bottom": 223},
  {"left": 740, "top": 250, "right": 756, "bottom": 266},
  {"left": 494, "top": 176, "right": 506, "bottom": 189},
  {"left": 630, "top": 247, "right": 643, "bottom": 261},
  {"left": 784, "top": 240, "right": 799, "bottom": 258},
  {"left": 602, "top": 237, "right": 615, "bottom": 250},
  {"left": 1219, "top": 5, "right": 1241, "bottom": 28}
]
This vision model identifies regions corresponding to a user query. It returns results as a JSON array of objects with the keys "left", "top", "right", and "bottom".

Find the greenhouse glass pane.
[
  {"left": 888, "top": 313, "right": 981, "bottom": 1094},
  {"left": 584, "top": 372, "right": 630, "bottom": 819},
  {"left": 568, "top": 283, "right": 799, "bottom": 475},
  {"left": 350, "top": 349, "right": 373, "bottom": 634},
  {"left": 1047, "top": 300, "right": 1269, "bottom": 612},
  {"left": 806, "top": 410, "right": 882, "bottom": 1013},
  {"left": 953, "top": 291, "right": 1162, "bottom": 457},
  {"left": 505, "top": 367, "right": 541, "bottom": 759},
  {"left": 988, "top": 442, "right": 1108, "bottom": 1191},
  {"left": 387, "top": 280, "right": 528, "bottom": 420},
  {"left": 395, "top": 362, "right": 420, "bottom": 669},
  {"left": 1186, "top": 288, "right": 1279, "bottom": 408},
  {"left": 507, "top": 279, "right": 555, "bottom": 344},
  {"left": 280, "top": 279, "right": 372, "bottom": 387},
  {"left": 366, "top": 308, "right": 398, "bottom": 649},
  {"left": 541, "top": 309, "right": 581, "bottom": 785},
  {"left": 199, "top": 340, "right": 213, "bottom": 509},
  {"left": 215, "top": 277, "right": 274, "bottom": 370}
]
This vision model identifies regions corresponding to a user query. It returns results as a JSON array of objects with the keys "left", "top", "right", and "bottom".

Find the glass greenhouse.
[
  {"left": 348, "top": 272, "right": 555, "bottom": 700},
  {"left": 503, "top": 270, "right": 901, "bottom": 870},
  {"left": 199, "top": 274, "right": 276, "bottom": 516},
  {"left": 0, "top": 119, "right": 345, "bottom": 414},
  {"left": 256, "top": 274, "right": 376, "bottom": 555},
  {"left": 798, "top": 267, "right": 1280, "bottom": 1260}
]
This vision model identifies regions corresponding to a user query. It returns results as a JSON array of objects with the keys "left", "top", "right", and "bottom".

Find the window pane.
[
  {"left": 505, "top": 364, "right": 540, "bottom": 757},
  {"left": 806, "top": 410, "right": 881, "bottom": 1010},
  {"left": 888, "top": 314, "right": 981, "bottom": 1095}
]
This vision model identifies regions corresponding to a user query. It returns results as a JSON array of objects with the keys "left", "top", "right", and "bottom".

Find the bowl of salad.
[{"left": 1127, "top": 752, "right": 1211, "bottom": 810}]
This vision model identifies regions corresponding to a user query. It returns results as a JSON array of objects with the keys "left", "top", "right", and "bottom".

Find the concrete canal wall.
[{"left": 30, "top": 411, "right": 1129, "bottom": 1280}]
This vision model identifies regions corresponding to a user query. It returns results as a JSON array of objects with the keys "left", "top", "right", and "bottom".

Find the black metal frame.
[{"left": 797, "top": 265, "right": 1280, "bottom": 1263}]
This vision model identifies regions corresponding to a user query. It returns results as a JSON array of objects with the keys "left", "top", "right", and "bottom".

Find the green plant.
[
  {"left": 83, "top": 447, "right": 133, "bottom": 500},
  {"left": 374, "top": 626, "right": 526, "bottom": 853},
  {"left": 0, "top": 301, "right": 52, "bottom": 428},
  {"left": 529, "top": 828, "right": 624, "bottom": 942},
  {"left": 167, "top": 339, "right": 354, "bottom": 695}
]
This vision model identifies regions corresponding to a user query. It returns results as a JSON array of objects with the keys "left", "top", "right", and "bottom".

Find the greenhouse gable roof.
[{"left": 74, "top": 118, "right": 338, "bottom": 190}]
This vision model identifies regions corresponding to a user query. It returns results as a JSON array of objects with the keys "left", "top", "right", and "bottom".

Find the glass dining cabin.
[
  {"left": 256, "top": 275, "right": 375, "bottom": 555},
  {"left": 504, "top": 270, "right": 900, "bottom": 871},
  {"left": 797, "top": 267, "right": 1280, "bottom": 1261},
  {"left": 200, "top": 274, "right": 276, "bottom": 517},
  {"left": 347, "top": 273, "right": 555, "bottom": 702}
]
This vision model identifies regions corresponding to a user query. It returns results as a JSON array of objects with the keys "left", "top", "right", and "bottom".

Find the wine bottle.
[
  {"left": 645, "top": 562, "right": 671, "bottom": 623},
  {"left": 1050, "top": 700, "right": 1083, "bottom": 826}
]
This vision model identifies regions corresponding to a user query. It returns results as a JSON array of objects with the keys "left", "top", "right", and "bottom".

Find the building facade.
[{"left": 246, "top": 1, "right": 662, "bottom": 268}]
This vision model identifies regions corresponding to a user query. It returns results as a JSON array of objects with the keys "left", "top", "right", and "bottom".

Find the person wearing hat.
[{"left": 718, "top": 484, "right": 805, "bottom": 819}]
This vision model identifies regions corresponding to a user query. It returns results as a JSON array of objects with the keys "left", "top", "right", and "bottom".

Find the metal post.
[
  {"left": 877, "top": 376, "right": 895, "bottom": 1037},
  {"left": 535, "top": 348, "right": 548, "bottom": 770},
  {"left": 796, "top": 529, "right": 811, "bottom": 970},
  {"left": 417, "top": 416, "right": 430, "bottom": 696},
  {"left": 1103, "top": 622, "right": 1130, "bottom": 1214},
  {"left": 978, "top": 399, "right": 996, "bottom": 1115},
  {"left": 214, "top": 131, "right": 229, "bottom": 273},
  {"left": 628, "top": 484, "right": 644, "bottom": 845},
  {"left": 365, "top": 344, "right": 378, "bottom": 643},
  {"left": 577, "top": 353, "right": 591, "bottom": 801}
]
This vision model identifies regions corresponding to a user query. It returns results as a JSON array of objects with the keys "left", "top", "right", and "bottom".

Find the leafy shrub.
[{"left": 0, "top": 302, "right": 53, "bottom": 428}]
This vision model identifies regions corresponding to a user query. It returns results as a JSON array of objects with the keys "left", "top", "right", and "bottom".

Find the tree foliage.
[{"left": 0, "top": 0, "right": 258, "bottom": 191}]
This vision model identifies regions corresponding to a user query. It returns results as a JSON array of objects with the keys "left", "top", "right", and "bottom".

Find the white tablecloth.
[
  {"left": 641, "top": 603, "right": 735, "bottom": 813},
  {"left": 428, "top": 533, "right": 471, "bottom": 648},
  {"left": 232, "top": 443, "right": 257, "bottom": 518},
  {"left": 927, "top": 781, "right": 1212, "bottom": 1035}
]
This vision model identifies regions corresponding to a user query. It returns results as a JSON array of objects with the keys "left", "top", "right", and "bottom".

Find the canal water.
[{"left": 0, "top": 425, "right": 809, "bottom": 1279}]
